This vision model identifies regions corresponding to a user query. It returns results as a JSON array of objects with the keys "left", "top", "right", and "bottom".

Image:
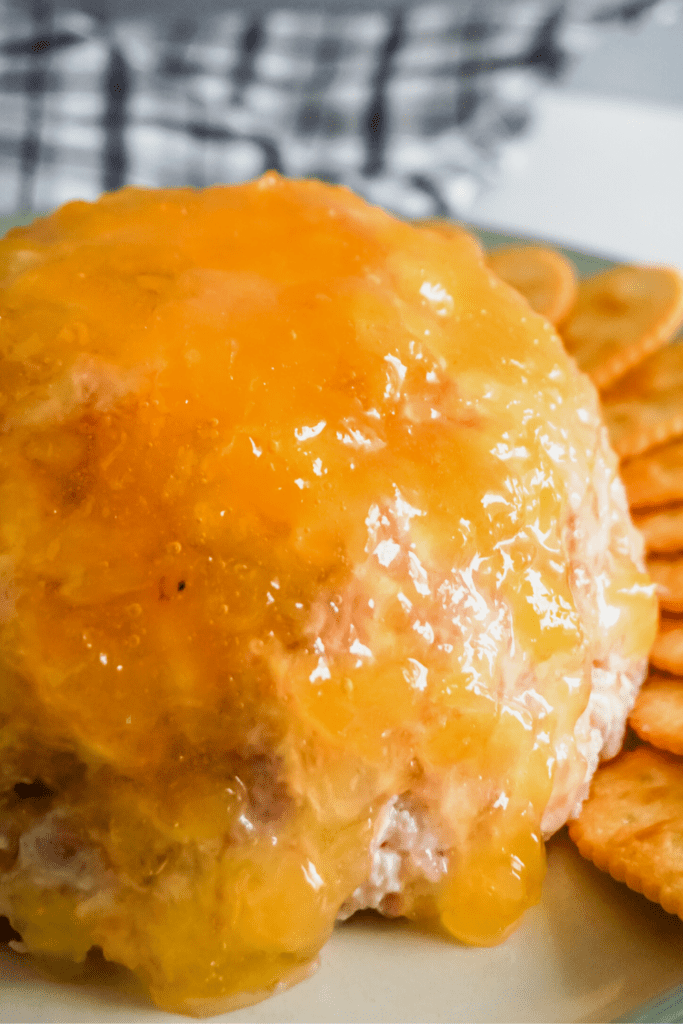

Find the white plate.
[
  {"left": 1, "top": 215, "right": 682, "bottom": 1024},
  {"left": 3, "top": 833, "right": 683, "bottom": 1024}
]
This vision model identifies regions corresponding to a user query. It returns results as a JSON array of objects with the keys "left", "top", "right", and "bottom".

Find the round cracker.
[
  {"left": 486, "top": 244, "right": 577, "bottom": 325},
  {"left": 621, "top": 437, "right": 683, "bottom": 510},
  {"left": 632, "top": 505, "right": 683, "bottom": 554},
  {"left": 629, "top": 671, "right": 683, "bottom": 754},
  {"left": 651, "top": 617, "right": 683, "bottom": 675},
  {"left": 560, "top": 265, "right": 683, "bottom": 392},
  {"left": 602, "top": 341, "right": 683, "bottom": 460},
  {"left": 647, "top": 556, "right": 683, "bottom": 613},
  {"left": 569, "top": 745, "right": 683, "bottom": 919}
]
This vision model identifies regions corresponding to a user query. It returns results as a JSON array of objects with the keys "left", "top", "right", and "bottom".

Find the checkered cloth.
[{"left": 0, "top": 0, "right": 678, "bottom": 217}]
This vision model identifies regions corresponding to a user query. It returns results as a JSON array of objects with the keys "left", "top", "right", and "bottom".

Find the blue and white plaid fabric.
[{"left": 0, "top": 0, "right": 677, "bottom": 217}]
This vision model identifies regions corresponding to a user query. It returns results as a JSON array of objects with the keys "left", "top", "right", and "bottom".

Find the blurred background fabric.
[{"left": 0, "top": 0, "right": 679, "bottom": 218}]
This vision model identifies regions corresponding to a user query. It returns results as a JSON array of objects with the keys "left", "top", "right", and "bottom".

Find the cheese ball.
[{"left": 0, "top": 176, "right": 657, "bottom": 1015}]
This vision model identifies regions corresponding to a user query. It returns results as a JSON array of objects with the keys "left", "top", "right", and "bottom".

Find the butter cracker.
[{"left": 569, "top": 745, "right": 683, "bottom": 919}]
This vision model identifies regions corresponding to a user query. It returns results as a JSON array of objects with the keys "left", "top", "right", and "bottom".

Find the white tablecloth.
[{"left": 468, "top": 88, "right": 683, "bottom": 269}]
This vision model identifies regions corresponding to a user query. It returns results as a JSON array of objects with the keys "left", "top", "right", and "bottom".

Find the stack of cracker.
[{"left": 487, "top": 240, "right": 683, "bottom": 920}]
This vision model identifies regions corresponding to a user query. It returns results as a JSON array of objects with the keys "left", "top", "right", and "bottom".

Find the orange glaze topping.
[{"left": 0, "top": 175, "right": 656, "bottom": 1013}]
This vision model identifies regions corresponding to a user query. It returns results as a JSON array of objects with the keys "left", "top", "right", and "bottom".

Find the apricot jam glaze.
[{"left": 0, "top": 176, "right": 656, "bottom": 1014}]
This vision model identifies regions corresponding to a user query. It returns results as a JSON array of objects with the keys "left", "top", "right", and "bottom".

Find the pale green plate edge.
[{"left": 0, "top": 211, "right": 678, "bottom": 1024}]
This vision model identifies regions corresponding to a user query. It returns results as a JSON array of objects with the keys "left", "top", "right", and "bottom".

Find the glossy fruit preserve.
[{"left": 0, "top": 176, "right": 656, "bottom": 1015}]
